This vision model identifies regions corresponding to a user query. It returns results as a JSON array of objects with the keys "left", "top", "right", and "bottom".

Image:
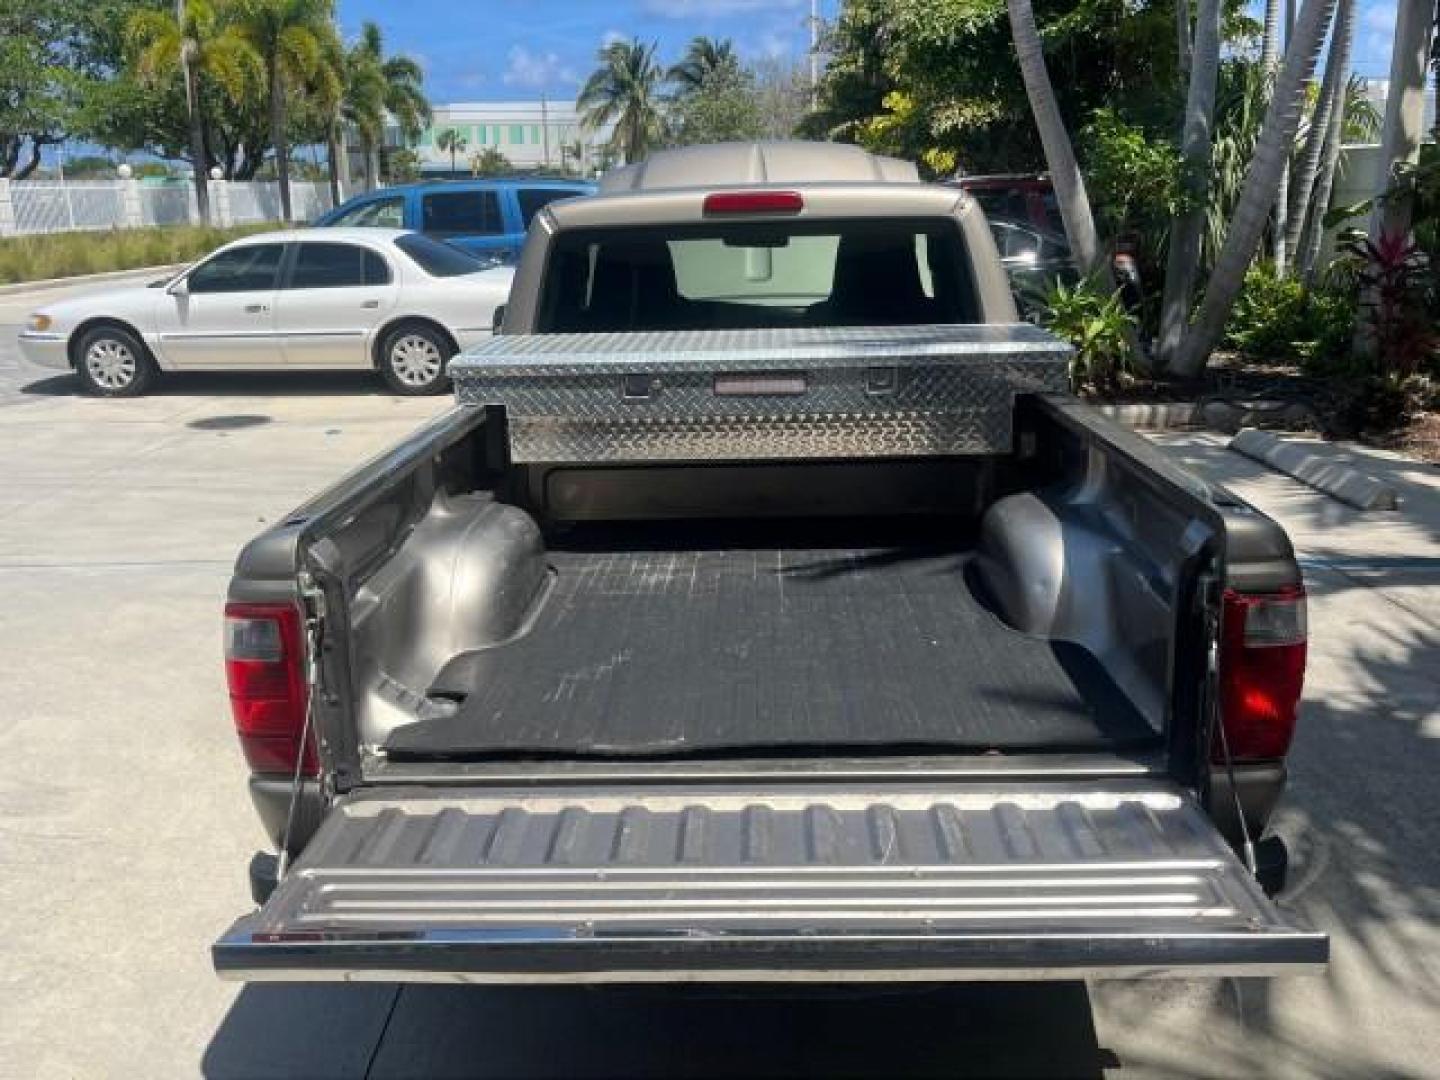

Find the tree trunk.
[
  {"left": 1369, "top": 0, "right": 1435, "bottom": 239},
  {"left": 1156, "top": 0, "right": 1222, "bottom": 372},
  {"left": 1298, "top": 59, "right": 1352, "bottom": 283},
  {"left": 1288, "top": 0, "right": 1354, "bottom": 266},
  {"left": 1006, "top": 0, "right": 1107, "bottom": 278},
  {"left": 185, "top": 61, "right": 212, "bottom": 225},
  {"left": 1261, "top": 0, "right": 1289, "bottom": 274},
  {"left": 1171, "top": 0, "right": 1338, "bottom": 378},
  {"left": 1176, "top": 0, "right": 1192, "bottom": 86},
  {"left": 367, "top": 142, "right": 381, "bottom": 190},
  {"left": 270, "top": 63, "right": 292, "bottom": 223},
  {"left": 14, "top": 140, "right": 43, "bottom": 181}
]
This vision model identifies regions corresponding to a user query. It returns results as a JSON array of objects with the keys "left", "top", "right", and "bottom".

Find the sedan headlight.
[{"left": 26, "top": 313, "right": 53, "bottom": 332}]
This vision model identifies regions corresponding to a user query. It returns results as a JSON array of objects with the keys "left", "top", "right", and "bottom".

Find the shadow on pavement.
[
  {"left": 204, "top": 981, "right": 1110, "bottom": 1079},
  {"left": 20, "top": 369, "right": 402, "bottom": 399}
]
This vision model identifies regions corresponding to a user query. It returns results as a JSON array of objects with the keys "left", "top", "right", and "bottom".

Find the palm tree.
[
  {"left": 436, "top": 128, "right": 466, "bottom": 175},
  {"left": 233, "top": 0, "right": 338, "bottom": 222},
  {"left": 667, "top": 36, "right": 738, "bottom": 96},
  {"left": 578, "top": 38, "right": 666, "bottom": 165},
  {"left": 1285, "top": 0, "right": 1355, "bottom": 264},
  {"left": 316, "top": 28, "right": 383, "bottom": 205},
  {"left": 355, "top": 22, "right": 430, "bottom": 188},
  {"left": 1170, "top": 0, "right": 1338, "bottom": 378},
  {"left": 127, "top": 0, "right": 260, "bottom": 223},
  {"left": 1004, "top": 0, "right": 1107, "bottom": 279},
  {"left": 1260, "top": 0, "right": 1291, "bottom": 273},
  {"left": 1156, "top": 0, "right": 1222, "bottom": 369}
]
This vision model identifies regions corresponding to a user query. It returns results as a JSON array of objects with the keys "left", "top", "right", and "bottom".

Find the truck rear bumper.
[{"left": 215, "top": 781, "right": 1326, "bottom": 983}]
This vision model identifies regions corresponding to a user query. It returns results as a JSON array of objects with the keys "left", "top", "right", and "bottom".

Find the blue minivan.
[{"left": 315, "top": 178, "right": 595, "bottom": 262}]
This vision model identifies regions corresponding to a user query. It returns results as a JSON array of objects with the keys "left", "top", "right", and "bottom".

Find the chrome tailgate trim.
[{"left": 215, "top": 781, "right": 1326, "bottom": 982}]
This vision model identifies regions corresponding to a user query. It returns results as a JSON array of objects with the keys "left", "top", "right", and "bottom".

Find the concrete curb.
[
  {"left": 1229, "top": 428, "right": 1400, "bottom": 511},
  {"left": 0, "top": 264, "right": 184, "bottom": 297}
]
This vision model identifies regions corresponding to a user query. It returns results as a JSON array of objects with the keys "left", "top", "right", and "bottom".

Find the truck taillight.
[
  {"left": 1214, "top": 586, "right": 1307, "bottom": 762},
  {"left": 702, "top": 190, "right": 804, "bottom": 215},
  {"left": 224, "top": 602, "right": 316, "bottom": 775}
]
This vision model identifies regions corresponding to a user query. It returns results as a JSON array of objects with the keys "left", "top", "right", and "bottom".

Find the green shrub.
[
  {"left": 1223, "top": 262, "right": 1357, "bottom": 371},
  {"left": 1038, "top": 276, "right": 1137, "bottom": 392},
  {"left": 0, "top": 223, "right": 280, "bottom": 285}
]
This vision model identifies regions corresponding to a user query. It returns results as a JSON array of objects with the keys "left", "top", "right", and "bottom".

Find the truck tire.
[
  {"left": 378, "top": 322, "right": 453, "bottom": 396},
  {"left": 74, "top": 324, "right": 156, "bottom": 397}
]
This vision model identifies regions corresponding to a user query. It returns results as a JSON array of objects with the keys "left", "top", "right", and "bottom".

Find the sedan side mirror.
[
  {"left": 167, "top": 277, "right": 190, "bottom": 298},
  {"left": 491, "top": 304, "right": 506, "bottom": 333}
]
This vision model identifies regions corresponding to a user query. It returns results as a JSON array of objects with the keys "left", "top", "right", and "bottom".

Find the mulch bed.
[{"left": 1087, "top": 353, "right": 1440, "bottom": 466}]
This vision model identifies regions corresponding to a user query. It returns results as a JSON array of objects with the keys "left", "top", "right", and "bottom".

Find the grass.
[{"left": 0, "top": 223, "right": 281, "bottom": 285}]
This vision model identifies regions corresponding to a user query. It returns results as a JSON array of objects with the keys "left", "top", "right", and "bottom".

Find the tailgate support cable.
[
  {"left": 278, "top": 571, "right": 327, "bottom": 878},
  {"left": 1208, "top": 627, "right": 1258, "bottom": 878}
]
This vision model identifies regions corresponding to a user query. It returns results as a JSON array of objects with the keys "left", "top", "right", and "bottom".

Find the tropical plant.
[
  {"left": 435, "top": 127, "right": 466, "bottom": 174},
  {"left": 1168, "top": 0, "right": 1339, "bottom": 377},
  {"left": 1222, "top": 261, "right": 1354, "bottom": 366},
  {"left": 1344, "top": 230, "right": 1435, "bottom": 380},
  {"left": 469, "top": 147, "right": 511, "bottom": 177},
  {"left": 1082, "top": 109, "right": 1183, "bottom": 279},
  {"left": 126, "top": 0, "right": 261, "bottom": 224},
  {"left": 578, "top": 38, "right": 666, "bottom": 165},
  {"left": 354, "top": 22, "right": 429, "bottom": 186},
  {"left": 667, "top": 36, "right": 739, "bottom": 96},
  {"left": 670, "top": 62, "right": 764, "bottom": 146},
  {"left": 233, "top": 0, "right": 340, "bottom": 222},
  {"left": 1039, "top": 276, "right": 1137, "bottom": 391}
]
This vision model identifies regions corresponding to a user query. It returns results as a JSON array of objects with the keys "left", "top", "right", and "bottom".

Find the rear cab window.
[
  {"left": 421, "top": 190, "right": 503, "bottom": 236},
  {"left": 537, "top": 218, "right": 979, "bottom": 333}
]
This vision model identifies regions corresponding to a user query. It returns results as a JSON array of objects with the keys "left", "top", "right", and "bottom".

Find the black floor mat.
[{"left": 385, "top": 528, "right": 1159, "bottom": 760}]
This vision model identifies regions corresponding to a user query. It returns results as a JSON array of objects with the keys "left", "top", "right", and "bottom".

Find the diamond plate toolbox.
[{"left": 451, "top": 325, "right": 1072, "bottom": 462}]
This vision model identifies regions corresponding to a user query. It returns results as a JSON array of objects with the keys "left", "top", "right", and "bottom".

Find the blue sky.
[
  {"left": 333, "top": 0, "right": 1402, "bottom": 106},
  {"left": 335, "top": 0, "right": 821, "bottom": 104}
]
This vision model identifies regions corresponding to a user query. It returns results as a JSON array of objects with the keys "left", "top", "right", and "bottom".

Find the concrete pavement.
[{"left": 0, "top": 282, "right": 1436, "bottom": 1078}]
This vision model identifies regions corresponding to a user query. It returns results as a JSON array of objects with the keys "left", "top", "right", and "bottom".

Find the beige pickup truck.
[{"left": 215, "top": 142, "right": 1324, "bottom": 984}]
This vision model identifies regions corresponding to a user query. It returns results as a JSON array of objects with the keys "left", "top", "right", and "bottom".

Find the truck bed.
[{"left": 384, "top": 519, "right": 1159, "bottom": 760}]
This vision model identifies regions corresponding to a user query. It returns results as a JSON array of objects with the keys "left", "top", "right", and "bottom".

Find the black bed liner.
[{"left": 385, "top": 520, "right": 1159, "bottom": 760}]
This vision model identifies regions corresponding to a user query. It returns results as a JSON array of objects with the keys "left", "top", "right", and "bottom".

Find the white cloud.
[
  {"left": 601, "top": 29, "right": 627, "bottom": 48},
  {"left": 639, "top": 0, "right": 803, "bottom": 16},
  {"left": 502, "top": 45, "right": 579, "bottom": 89}
]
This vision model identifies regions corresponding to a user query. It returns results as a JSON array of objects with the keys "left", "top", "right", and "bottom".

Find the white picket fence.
[{"left": 0, "top": 178, "right": 338, "bottom": 237}]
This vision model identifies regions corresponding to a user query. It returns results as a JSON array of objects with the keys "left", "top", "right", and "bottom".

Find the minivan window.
[
  {"left": 394, "top": 234, "right": 488, "bottom": 277},
  {"left": 422, "top": 190, "right": 502, "bottom": 235},
  {"left": 329, "top": 196, "right": 404, "bottom": 228},
  {"left": 289, "top": 243, "right": 391, "bottom": 289},
  {"left": 538, "top": 219, "right": 978, "bottom": 333},
  {"left": 187, "top": 244, "right": 284, "bottom": 293}
]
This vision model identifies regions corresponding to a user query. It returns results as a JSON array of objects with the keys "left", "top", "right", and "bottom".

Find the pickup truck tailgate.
[{"left": 215, "top": 781, "right": 1325, "bottom": 982}]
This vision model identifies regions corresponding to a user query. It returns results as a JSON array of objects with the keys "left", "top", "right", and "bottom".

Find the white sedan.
[{"left": 16, "top": 228, "right": 514, "bottom": 397}]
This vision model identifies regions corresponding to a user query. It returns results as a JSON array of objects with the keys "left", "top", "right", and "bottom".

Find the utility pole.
[{"left": 541, "top": 94, "right": 551, "bottom": 170}]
